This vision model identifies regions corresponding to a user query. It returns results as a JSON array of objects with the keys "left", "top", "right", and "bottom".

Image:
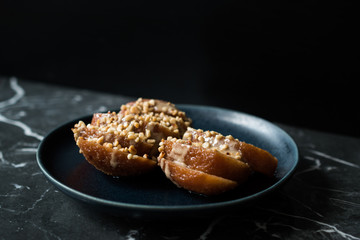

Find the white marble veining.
[
  {"left": 294, "top": 155, "right": 321, "bottom": 176},
  {"left": 0, "top": 77, "right": 24, "bottom": 108},
  {"left": 0, "top": 150, "right": 28, "bottom": 168},
  {"left": 0, "top": 114, "right": 44, "bottom": 141},
  {"left": 30, "top": 221, "right": 62, "bottom": 240},
  {"left": 308, "top": 149, "right": 360, "bottom": 169},
  {"left": 0, "top": 77, "right": 132, "bottom": 239},
  {"left": 263, "top": 208, "right": 360, "bottom": 240},
  {"left": 279, "top": 190, "right": 324, "bottom": 218},
  {"left": 1, "top": 76, "right": 359, "bottom": 239},
  {"left": 0, "top": 78, "right": 44, "bottom": 141},
  {"left": 125, "top": 229, "right": 141, "bottom": 240},
  {"left": 197, "top": 216, "right": 228, "bottom": 240},
  {"left": 0, "top": 78, "right": 53, "bottom": 239}
]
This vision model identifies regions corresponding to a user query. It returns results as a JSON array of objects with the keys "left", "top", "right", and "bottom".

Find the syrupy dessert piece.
[
  {"left": 157, "top": 128, "right": 278, "bottom": 195},
  {"left": 183, "top": 128, "right": 278, "bottom": 177},
  {"left": 72, "top": 98, "right": 191, "bottom": 176}
]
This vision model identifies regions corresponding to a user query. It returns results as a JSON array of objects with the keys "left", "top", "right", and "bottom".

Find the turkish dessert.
[
  {"left": 157, "top": 128, "right": 278, "bottom": 195},
  {"left": 182, "top": 128, "right": 278, "bottom": 177},
  {"left": 72, "top": 98, "right": 191, "bottom": 176},
  {"left": 72, "top": 98, "right": 278, "bottom": 196}
]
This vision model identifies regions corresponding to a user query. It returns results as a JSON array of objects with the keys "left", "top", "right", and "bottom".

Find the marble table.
[{"left": 1, "top": 76, "right": 359, "bottom": 239}]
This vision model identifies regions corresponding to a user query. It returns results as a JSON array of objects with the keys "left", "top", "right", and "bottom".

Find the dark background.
[{"left": 0, "top": 1, "right": 359, "bottom": 137}]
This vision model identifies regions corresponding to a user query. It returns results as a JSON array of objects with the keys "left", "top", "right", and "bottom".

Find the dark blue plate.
[{"left": 37, "top": 105, "right": 298, "bottom": 219}]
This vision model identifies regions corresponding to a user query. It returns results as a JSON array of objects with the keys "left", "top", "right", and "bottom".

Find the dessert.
[
  {"left": 159, "top": 158, "right": 238, "bottom": 196},
  {"left": 157, "top": 128, "right": 277, "bottom": 195},
  {"left": 182, "top": 128, "right": 278, "bottom": 177},
  {"left": 72, "top": 98, "right": 278, "bottom": 196},
  {"left": 72, "top": 98, "right": 191, "bottom": 176},
  {"left": 158, "top": 137, "right": 253, "bottom": 182},
  {"left": 157, "top": 136, "right": 252, "bottom": 195}
]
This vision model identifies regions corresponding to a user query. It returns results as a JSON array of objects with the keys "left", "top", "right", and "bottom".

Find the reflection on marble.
[{"left": 1, "top": 76, "right": 359, "bottom": 239}]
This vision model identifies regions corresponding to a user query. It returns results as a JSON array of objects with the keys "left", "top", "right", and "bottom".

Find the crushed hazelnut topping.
[
  {"left": 127, "top": 132, "right": 136, "bottom": 140},
  {"left": 124, "top": 114, "right": 133, "bottom": 122},
  {"left": 183, "top": 132, "right": 191, "bottom": 140},
  {"left": 96, "top": 136, "right": 104, "bottom": 144},
  {"left": 158, "top": 146, "right": 165, "bottom": 152},
  {"left": 234, "top": 155, "right": 241, "bottom": 160},
  {"left": 181, "top": 127, "right": 244, "bottom": 160},
  {"left": 215, "top": 134, "right": 223, "bottom": 140},
  {"left": 202, "top": 142, "right": 210, "bottom": 148},
  {"left": 226, "top": 135, "right": 234, "bottom": 140},
  {"left": 219, "top": 144, "right": 229, "bottom": 151},
  {"left": 106, "top": 143, "right": 113, "bottom": 148},
  {"left": 72, "top": 98, "right": 192, "bottom": 161},
  {"left": 148, "top": 99, "right": 155, "bottom": 105},
  {"left": 129, "top": 145, "right": 137, "bottom": 155},
  {"left": 145, "top": 129, "right": 151, "bottom": 138},
  {"left": 130, "top": 106, "right": 140, "bottom": 114}
]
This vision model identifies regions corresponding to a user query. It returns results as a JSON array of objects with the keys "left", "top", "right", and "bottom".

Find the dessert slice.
[
  {"left": 158, "top": 137, "right": 252, "bottom": 183},
  {"left": 157, "top": 136, "right": 253, "bottom": 195},
  {"left": 183, "top": 128, "right": 278, "bottom": 177},
  {"left": 72, "top": 120, "right": 157, "bottom": 176},
  {"left": 76, "top": 136, "right": 156, "bottom": 176},
  {"left": 72, "top": 98, "right": 191, "bottom": 176},
  {"left": 159, "top": 158, "right": 238, "bottom": 196},
  {"left": 158, "top": 128, "right": 278, "bottom": 195}
]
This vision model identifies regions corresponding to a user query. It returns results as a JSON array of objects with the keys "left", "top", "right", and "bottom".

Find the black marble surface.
[{"left": 1, "top": 76, "right": 360, "bottom": 239}]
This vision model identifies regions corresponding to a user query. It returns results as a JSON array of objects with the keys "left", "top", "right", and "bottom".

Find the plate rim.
[{"left": 36, "top": 104, "right": 299, "bottom": 213}]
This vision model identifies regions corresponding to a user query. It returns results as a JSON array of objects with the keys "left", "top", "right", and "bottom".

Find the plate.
[{"left": 36, "top": 105, "right": 298, "bottom": 219}]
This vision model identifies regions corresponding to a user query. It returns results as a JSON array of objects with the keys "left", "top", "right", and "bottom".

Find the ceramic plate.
[{"left": 37, "top": 105, "right": 298, "bottom": 219}]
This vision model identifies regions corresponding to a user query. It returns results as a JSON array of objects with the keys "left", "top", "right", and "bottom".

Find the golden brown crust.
[
  {"left": 77, "top": 137, "right": 156, "bottom": 176},
  {"left": 159, "top": 158, "right": 238, "bottom": 196},
  {"left": 157, "top": 128, "right": 278, "bottom": 195},
  {"left": 159, "top": 139, "right": 252, "bottom": 183},
  {"left": 237, "top": 142, "right": 278, "bottom": 177},
  {"left": 73, "top": 122, "right": 154, "bottom": 157},
  {"left": 72, "top": 98, "right": 191, "bottom": 176},
  {"left": 183, "top": 128, "right": 278, "bottom": 177}
]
